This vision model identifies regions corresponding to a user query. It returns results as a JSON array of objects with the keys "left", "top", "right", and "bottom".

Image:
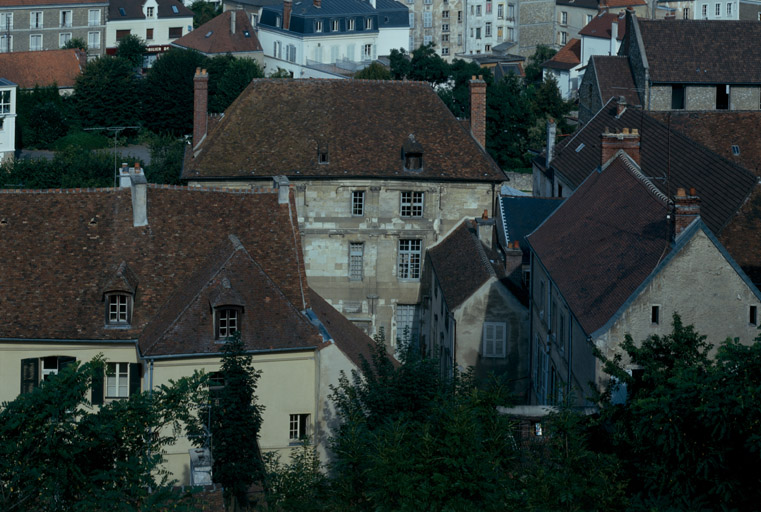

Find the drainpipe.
[{"left": 149, "top": 359, "right": 154, "bottom": 396}]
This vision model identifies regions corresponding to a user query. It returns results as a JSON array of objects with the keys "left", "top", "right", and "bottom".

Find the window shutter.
[
  {"left": 20, "top": 358, "right": 39, "bottom": 394},
  {"left": 129, "top": 363, "right": 142, "bottom": 396},
  {"left": 495, "top": 324, "right": 505, "bottom": 357},
  {"left": 91, "top": 365, "right": 104, "bottom": 405}
]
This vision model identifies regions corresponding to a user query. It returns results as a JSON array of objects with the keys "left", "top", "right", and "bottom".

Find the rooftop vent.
[
  {"left": 205, "top": 30, "right": 213, "bottom": 37},
  {"left": 119, "top": 7, "right": 126, "bottom": 16}
]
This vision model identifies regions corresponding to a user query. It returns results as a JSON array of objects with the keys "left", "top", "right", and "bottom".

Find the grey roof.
[
  {"left": 0, "top": 78, "right": 17, "bottom": 87},
  {"left": 498, "top": 195, "right": 563, "bottom": 257}
]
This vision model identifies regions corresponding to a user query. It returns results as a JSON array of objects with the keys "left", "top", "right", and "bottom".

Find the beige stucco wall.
[{"left": 314, "top": 343, "right": 358, "bottom": 464}]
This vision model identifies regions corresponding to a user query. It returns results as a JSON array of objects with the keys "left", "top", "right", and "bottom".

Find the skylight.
[
  {"left": 205, "top": 30, "right": 213, "bottom": 37},
  {"left": 731, "top": 145, "right": 740, "bottom": 156},
  {"left": 119, "top": 7, "right": 126, "bottom": 15},
  {"left": 172, "top": 5, "right": 179, "bottom": 13},
  {"left": 575, "top": 142, "right": 585, "bottom": 152}
]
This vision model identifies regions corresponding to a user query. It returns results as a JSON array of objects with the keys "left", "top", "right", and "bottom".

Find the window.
[
  {"left": 60, "top": 10, "right": 72, "bottom": 27},
  {"left": 363, "top": 43, "right": 373, "bottom": 58},
  {"left": 20, "top": 356, "right": 76, "bottom": 394},
  {"left": 683, "top": 7, "right": 690, "bottom": 18},
  {"left": 30, "top": 34, "right": 42, "bottom": 51},
  {"left": 349, "top": 242, "right": 364, "bottom": 280},
  {"left": 715, "top": 2, "right": 721, "bottom": 15},
  {"left": 485, "top": 22, "right": 491, "bottom": 37},
  {"left": 482, "top": 322, "right": 506, "bottom": 357},
  {"left": 396, "top": 305, "right": 420, "bottom": 345},
  {"left": 0, "top": 35, "right": 11, "bottom": 53},
  {"left": 559, "top": 31, "right": 567, "bottom": 45},
  {"left": 486, "top": 1, "right": 492, "bottom": 13},
  {"left": 727, "top": 2, "right": 732, "bottom": 15},
  {"left": 106, "top": 294, "right": 131, "bottom": 324},
  {"left": 116, "top": 29, "right": 131, "bottom": 41},
  {"left": 216, "top": 308, "right": 239, "bottom": 339},
  {"left": 88, "top": 9, "right": 100, "bottom": 26},
  {"left": 106, "top": 362, "right": 129, "bottom": 398},
  {"left": 331, "top": 19, "right": 340, "bottom": 31},
  {"left": 30, "top": 11, "right": 43, "bottom": 29},
  {"left": 442, "top": 10, "right": 449, "bottom": 18},
  {"left": 59, "top": 32, "right": 72, "bottom": 47},
  {"left": 442, "top": 33, "right": 449, "bottom": 42},
  {"left": 458, "top": 10, "right": 462, "bottom": 22},
  {"left": 560, "top": 11, "right": 567, "bottom": 24},
  {"left": 119, "top": 7, "right": 126, "bottom": 16},
  {"left": 423, "top": 34, "right": 432, "bottom": 45},
  {"left": 365, "top": 17, "right": 372, "bottom": 29},
  {"left": 651, "top": 305, "right": 660, "bottom": 325},
  {"left": 172, "top": 5, "right": 179, "bottom": 13},
  {"left": 751, "top": 305, "right": 758, "bottom": 325},
  {"left": 398, "top": 239, "right": 422, "bottom": 279},
  {"left": 442, "top": 23, "right": 449, "bottom": 31},
  {"left": 348, "top": 17, "right": 355, "bottom": 30},
  {"left": 476, "top": 27, "right": 481, "bottom": 39},
  {"left": 251, "top": 13, "right": 258, "bottom": 26},
  {"left": 409, "top": 12, "right": 414, "bottom": 27},
  {"left": 470, "top": 5, "right": 474, "bottom": 14},
  {"left": 88, "top": 31, "right": 100, "bottom": 49},
  {"left": 508, "top": 3, "right": 515, "bottom": 18},
  {"left": 717, "top": 84, "right": 729, "bottom": 110},
  {"left": 286, "top": 43, "right": 296, "bottom": 62},
  {"left": 275, "top": 15, "right": 281, "bottom": 27},
  {"left": 274, "top": 40, "right": 281, "bottom": 58},
  {"left": 586, "top": 13, "right": 593, "bottom": 24},
  {"left": 0, "top": 12, "right": 12, "bottom": 30},
  {"left": 351, "top": 190, "right": 365, "bottom": 216},
  {"left": 147, "top": 6, "right": 154, "bottom": 17},
  {"left": 476, "top": 5, "right": 482, "bottom": 15},
  {"left": 423, "top": 11, "right": 432, "bottom": 27},
  {"left": 485, "top": 44, "right": 490, "bottom": 51},
  {"left": 497, "top": 26, "right": 503, "bottom": 38},
  {"left": 558, "top": 312, "right": 565, "bottom": 353},
  {"left": 289, "top": 414, "right": 310, "bottom": 441},
  {"left": 442, "top": 46, "right": 449, "bottom": 54},
  {"left": 400, "top": 191, "right": 423, "bottom": 217},
  {"left": 458, "top": 33, "right": 462, "bottom": 44},
  {"left": 168, "top": 26, "right": 182, "bottom": 38},
  {"left": 702, "top": 4, "right": 708, "bottom": 17},
  {"left": 0, "top": 90, "right": 9, "bottom": 113},
  {"left": 732, "top": 144, "right": 740, "bottom": 155},
  {"left": 498, "top": 4, "right": 504, "bottom": 18},
  {"left": 671, "top": 84, "right": 685, "bottom": 109},
  {"left": 146, "top": 28, "right": 153, "bottom": 39}
]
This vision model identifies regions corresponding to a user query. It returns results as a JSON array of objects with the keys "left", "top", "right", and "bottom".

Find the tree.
[
  {"left": 117, "top": 34, "right": 148, "bottom": 68},
  {"left": 0, "top": 357, "right": 205, "bottom": 511},
  {"left": 524, "top": 45, "right": 556, "bottom": 84},
  {"left": 597, "top": 314, "right": 761, "bottom": 510},
  {"left": 146, "top": 133, "right": 185, "bottom": 184},
  {"left": 207, "top": 55, "right": 264, "bottom": 113},
  {"left": 439, "top": 59, "right": 492, "bottom": 118},
  {"left": 62, "top": 37, "right": 87, "bottom": 50},
  {"left": 354, "top": 62, "right": 392, "bottom": 80},
  {"left": 486, "top": 73, "right": 536, "bottom": 170},
  {"left": 409, "top": 43, "right": 450, "bottom": 84},
  {"left": 71, "top": 56, "right": 142, "bottom": 128},
  {"left": 388, "top": 48, "right": 411, "bottom": 79},
  {"left": 16, "top": 85, "right": 69, "bottom": 148},
  {"left": 190, "top": 0, "right": 222, "bottom": 28},
  {"left": 189, "top": 332, "right": 265, "bottom": 511}
]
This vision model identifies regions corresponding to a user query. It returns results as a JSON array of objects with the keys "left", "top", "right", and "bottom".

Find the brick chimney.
[
  {"left": 546, "top": 118, "right": 556, "bottom": 167},
  {"left": 673, "top": 187, "right": 700, "bottom": 237},
  {"left": 130, "top": 163, "right": 148, "bottom": 227},
  {"left": 230, "top": 10, "right": 236, "bottom": 34},
  {"left": 193, "top": 68, "right": 208, "bottom": 150},
  {"left": 476, "top": 214, "right": 495, "bottom": 250},
  {"left": 601, "top": 127, "right": 640, "bottom": 165},
  {"left": 283, "top": 0, "right": 292, "bottom": 29},
  {"left": 504, "top": 240, "right": 523, "bottom": 283},
  {"left": 312, "top": 0, "right": 320, "bottom": 8},
  {"left": 469, "top": 75, "right": 486, "bottom": 148}
]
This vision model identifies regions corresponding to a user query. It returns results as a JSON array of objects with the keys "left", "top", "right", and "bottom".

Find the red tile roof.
[
  {"left": 528, "top": 155, "right": 673, "bottom": 335},
  {"left": 543, "top": 39, "right": 580, "bottom": 71},
  {"left": 589, "top": 55, "right": 640, "bottom": 106},
  {"left": 183, "top": 79, "right": 505, "bottom": 182},
  {"left": 579, "top": 11, "right": 626, "bottom": 40},
  {"left": 0, "top": 185, "right": 316, "bottom": 356},
  {"left": 0, "top": 49, "right": 85, "bottom": 89},
  {"left": 0, "top": 0, "right": 102, "bottom": 5},
  {"left": 172, "top": 10, "right": 262, "bottom": 54}
]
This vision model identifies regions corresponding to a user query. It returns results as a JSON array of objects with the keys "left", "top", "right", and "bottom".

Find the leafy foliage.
[
  {"left": 524, "top": 45, "right": 556, "bottom": 84},
  {"left": 207, "top": 55, "right": 264, "bottom": 113},
  {"left": 71, "top": 56, "right": 142, "bottom": 128},
  {"left": 146, "top": 133, "right": 185, "bottom": 184},
  {"left": 15, "top": 86, "right": 70, "bottom": 148},
  {"left": 190, "top": 0, "right": 222, "bottom": 28},
  {"left": 0, "top": 357, "right": 205, "bottom": 511},
  {"left": 263, "top": 440, "right": 329, "bottom": 511},
  {"left": 62, "top": 37, "right": 87, "bottom": 50},
  {"left": 117, "top": 34, "right": 148, "bottom": 68},
  {"left": 354, "top": 62, "right": 392, "bottom": 80}
]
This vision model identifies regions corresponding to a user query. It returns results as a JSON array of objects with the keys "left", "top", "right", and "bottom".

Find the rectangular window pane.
[
  {"left": 349, "top": 242, "right": 363, "bottom": 281},
  {"left": 107, "top": 362, "right": 129, "bottom": 397},
  {"left": 400, "top": 191, "right": 423, "bottom": 217},
  {"left": 398, "top": 239, "right": 422, "bottom": 279},
  {"left": 351, "top": 190, "right": 364, "bottom": 216},
  {"left": 396, "top": 305, "right": 419, "bottom": 344}
]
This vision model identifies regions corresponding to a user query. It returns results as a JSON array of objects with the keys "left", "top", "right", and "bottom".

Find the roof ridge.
[
  {"left": 470, "top": 221, "right": 496, "bottom": 278},
  {"left": 615, "top": 152, "right": 669, "bottom": 206}
]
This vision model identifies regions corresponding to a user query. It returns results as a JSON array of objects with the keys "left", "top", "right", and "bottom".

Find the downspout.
[
  {"left": 149, "top": 358, "right": 154, "bottom": 396},
  {"left": 566, "top": 324, "right": 572, "bottom": 399},
  {"left": 451, "top": 315, "right": 457, "bottom": 378}
]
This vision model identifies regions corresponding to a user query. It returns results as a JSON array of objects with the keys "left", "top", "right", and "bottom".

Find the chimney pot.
[
  {"left": 284, "top": 0, "right": 293, "bottom": 28},
  {"left": 273, "top": 176, "right": 290, "bottom": 204},
  {"left": 482, "top": 209, "right": 489, "bottom": 219},
  {"left": 601, "top": 126, "right": 640, "bottom": 165},
  {"left": 231, "top": 10, "right": 236, "bottom": 33},
  {"left": 673, "top": 187, "right": 700, "bottom": 237},
  {"left": 130, "top": 172, "right": 148, "bottom": 227}
]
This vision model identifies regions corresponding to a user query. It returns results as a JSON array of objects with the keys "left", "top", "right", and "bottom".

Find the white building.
[
  {"left": 656, "top": 0, "right": 740, "bottom": 19},
  {"left": 0, "top": 78, "right": 16, "bottom": 162},
  {"left": 462, "top": 0, "right": 516, "bottom": 56}
]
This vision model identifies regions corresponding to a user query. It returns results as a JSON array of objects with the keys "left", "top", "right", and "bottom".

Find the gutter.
[{"left": 142, "top": 346, "right": 319, "bottom": 361}]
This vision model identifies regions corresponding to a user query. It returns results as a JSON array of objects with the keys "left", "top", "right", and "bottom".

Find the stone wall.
[
  {"left": 517, "top": 0, "right": 554, "bottom": 56},
  {"left": 505, "top": 171, "right": 533, "bottom": 193}
]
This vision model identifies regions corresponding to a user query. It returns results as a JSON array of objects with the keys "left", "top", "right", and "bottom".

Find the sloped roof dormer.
[
  {"left": 102, "top": 261, "right": 139, "bottom": 297},
  {"left": 209, "top": 277, "right": 246, "bottom": 309},
  {"left": 402, "top": 133, "right": 423, "bottom": 172}
]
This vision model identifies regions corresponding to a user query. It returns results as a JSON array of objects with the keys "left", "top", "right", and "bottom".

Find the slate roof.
[
  {"left": 498, "top": 195, "right": 563, "bottom": 257},
  {"left": 0, "top": 78, "right": 15, "bottom": 87},
  {"left": 636, "top": 18, "right": 761, "bottom": 84},
  {"left": 109, "top": 0, "right": 192, "bottom": 21},
  {"left": 172, "top": 10, "right": 263, "bottom": 54},
  {"left": 528, "top": 154, "right": 673, "bottom": 335},
  {"left": 556, "top": 0, "right": 598, "bottom": 8},
  {"left": 0, "top": 185, "right": 314, "bottom": 355},
  {"left": 647, "top": 111, "right": 761, "bottom": 177},
  {"left": 183, "top": 79, "right": 505, "bottom": 183},
  {"left": 494, "top": 62, "right": 525, "bottom": 81},
  {"left": 579, "top": 11, "right": 626, "bottom": 40},
  {"left": 0, "top": 49, "right": 85, "bottom": 89},
  {"left": 267, "top": 0, "right": 376, "bottom": 16},
  {"left": 589, "top": 55, "right": 640, "bottom": 106},
  {"left": 427, "top": 221, "right": 503, "bottom": 310},
  {"left": 543, "top": 38, "right": 580, "bottom": 71},
  {"left": 549, "top": 99, "right": 757, "bottom": 234}
]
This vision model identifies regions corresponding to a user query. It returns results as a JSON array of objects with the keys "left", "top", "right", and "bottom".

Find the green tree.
[
  {"left": 524, "top": 45, "right": 556, "bottom": 84},
  {"left": 71, "top": 56, "right": 142, "bottom": 128},
  {"left": 439, "top": 59, "right": 493, "bottom": 118},
  {"left": 190, "top": 332, "right": 265, "bottom": 511},
  {"left": 62, "top": 37, "right": 87, "bottom": 50},
  {"left": 597, "top": 314, "right": 761, "bottom": 510},
  {"left": 207, "top": 55, "right": 264, "bottom": 113},
  {"left": 354, "top": 61, "right": 392, "bottom": 80},
  {"left": 190, "top": 0, "right": 222, "bottom": 28},
  {"left": 263, "top": 440, "right": 329, "bottom": 512},
  {"left": 486, "top": 73, "right": 536, "bottom": 170},
  {"left": 16, "top": 85, "right": 69, "bottom": 148},
  {"left": 409, "top": 43, "right": 450, "bottom": 84},
  {"left": 388, "top": 48, "right": 411, "bottom": 79},
  {"left": 0, "top": 357, "right": 205, "bottom": 511},
  {"left": 146, "top": 133, "right": 185, "bottom": 184},
  {"left": 117, "top": 34, "right": 148, "bottom": 68}
]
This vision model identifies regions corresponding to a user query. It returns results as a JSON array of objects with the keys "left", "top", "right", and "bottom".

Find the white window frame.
[
  {"left": 0, "top": 90, "right": 10, "bottom": 114},
  {"left": 331, "top": 18, "right": 339, "bottom": 31},
  {"left": 498, "top": 4, "right": 504, "bottom": 18},
  {"left": 363, "top": 43, "right": 372, "bottom": 59},
  {"left": 442, "top": 46, "right": 449, "bottom": 55},
  {"left": 30, "top": 34, "right": 43, "bottom": 51},
  {"left": 286, "top": 43, "right": 296, "bottom": 62},
  {"left": 715, "top": 2, "right": 721, "bottom": 15},
  {"left": 60, "top": 9, "right": 72, "bottom": 28},
  {"left": 400, "top": 191, "right": 423, "bottom": 217},
  {"left": 365, "top": 17, "right": 372, "bottom": 29},
  {"left": 396, "top": 304, "right": 419, "bottom": 345},
  {"left": 409, "top": 12, "right": 414, "bottom": 27},
  {"left": 443, "top": 9, "right": 449, "bottom": 18},
  {"left": 349, "top": 242, "right": 364, "bottom": 281},
  {"left": 146, "top": 6, "right": 154, "bottom": 17},
  {"left": 423, "top": 11, "right": 432, "bottom": 27},
  {"left": 398, "top": 239, "right": 422, "bottom": 280},
  {"left": 347, "top": 17, "right": 355, "bottom": 30},
  {"left": 482, "top": 322, "right": 506, "bottom": 357},
  {"left": 351, "top": 190, "right": 365, "bottom": 216},
  {"left": 88, "top": 31, "right": 100, "bottom": 49},
  {"left": 485, "top": 22, "right": 491, "bottom": 37},
  {"left": 30, "top": 11, "right": 43, "bottom": 29},
  {"left": 0, "top": 34, "right": 11, "bottom": 53},
  {"left": 59, "top": 32, "right": 72, "bottom": 47},
  {"left": 107, "top": 293, "right": 131, "bottom": 324},
  {"left": 726, "top": 2, "right": 732, "bottom": 15},
  {"left": 251, "top": 13, "right": 258, "bottom": 27},
  {"left": 442, "top": 23, "right": 449, "bottom": 32},
  {"left": 216, "top": 308, "right": 239, "bottom": 339},
  {"left": 442, "top": 33, "right": 449, "bottom": 42},
  {"left": 702, "top": 4, "right": 708, "bottom": 17},
  {"left": 106, "top": 362, "right": 129, "bottom": 398},
  {"left": 289, "top": 413, "right": 310, "bottom": 441},
  {"left": 476, "top": 5, "right": 482, "bottom": 15},
  {"left": 314, "top": 20, "right": 323, "bottom": 32},
  {"left": 0, "top": 12, "right": 13, "bottom": 30}
]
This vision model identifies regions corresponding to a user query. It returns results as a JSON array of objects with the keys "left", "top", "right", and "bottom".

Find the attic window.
[
  {"left": 205, "top": 30, "right": 213, "bottom": 37},
  {"left": 106, "top": 293, "right": 132, "bottom": 325},
  {"left": 402, "top": 133, "right": 423, "bottom": 172},
  {"left": 575, "top": 142, "right": 585, "bottom": 152},
  {"left": 172, "top": 5, "right": 179, "bottom": 13},
  {"left": 216, "top": 307, "right": 241, "bottom": 340},
  {"left": 731, "top": 145, "right": 740, "bottom": 156},
  {"left": 317, "top": 144, "right": 329, "bottom": 164},
  {"left": 119, "top": 7, "right": 126, "bottom": 16}
]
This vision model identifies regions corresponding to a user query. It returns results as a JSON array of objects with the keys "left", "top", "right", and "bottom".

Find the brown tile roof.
[
  {"left": 543, "top": 39, "right": 580, "bottom": 71},
  {"left": 550, "top": 99, "right": 757, "bottom": 234},
  {"left": 172, "top": 10, "right": 262, "bottom": 54},
  {"left": 720, "top": 185, "right": 761, "bottom": 287},
  {"left": 427, "top": 221, "right": 502, "bottom": 310},
  {"left": 579, "top": 11, "right": 627, "bottom": 40},
  {"left": 109, "top": 0, "right": 192, "bottom": 21},
  {"left": 183, "top": 79, "right": 505, "bottom": 183},
  {"left": 0, "top": 185, "right": 313, "bottom": 354},
  {"left": 647, "top": 111, "right": 761, "bottom": 177},
  {"left": 637, "top": 18, "right": 761, "bottom": 84},
  {"left": 0, "top": 49, "right": 85, "bottom": 89},
  {"left": 602, "top": 0, "right": 646, "bottom": 6},
  {"left": 528, "top": 155, "right": 673, "bottom": 335},
  {"left": 0, "top": 0, "right": 102, "bottom": 5},
  {"left": 589, "top": 55, "right": 640, "bottom": 106}
]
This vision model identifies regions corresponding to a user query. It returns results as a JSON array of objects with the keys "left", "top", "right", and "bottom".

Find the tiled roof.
[
  {"left": 266, "top": 0, "right": 376, "bottom": 16},
  {"left": 183, "top": 79, "right": 505, "bottom": 182},
  {"left": 647, "top": 111, "right": 761, "bottom": 177},
  {"left": 542, "top": 38, "right": 580, "bottom": 70},
  {"left": 579, "top": 11, "right": 626, "bottom": 40},
  {"left": 550, "top": 99, "right": 757, "bottom": 234},
  {"left": 528, "top": 155, "right": 673, "bottom": 335},
  {"left": 0, "top": 185, "right": 312, "bottom": 353},
  {"left": 494, "top": 62, "right": 525, "bottom": 81},
  {"left": 637, "top": 18, "right": 761, "bottom": 84},
  {"left": 0, "top": 49, "right": 85, "bottom": 89},
  {"left": 601, "top": 0, "right": 646, "bottom": 6},
  {"left": 498, "top": 195, "right": 563, "bottom": 255},
  {"left": 720, "top": 185, "right": 761, "bottom": 287},
  {"left": 0, "top": 0, "right": 103, "bottom": 5},
  {"left": 556, "top": 0, "right": 598, "bottom": 8},
  {"left": 172, "top": 10, "right": 263, "bottom": 54},
  {"left": 109, "top": 0, "right": 192, "bottom": 21},
  {"left": 590, "top": 55, "right": 640, "bottom": 106},
  {"left": 427, "top": 221, "right": 500, "bottom": 310}
]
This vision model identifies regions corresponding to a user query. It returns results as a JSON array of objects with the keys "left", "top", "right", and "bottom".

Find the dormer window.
[
  {"left": 402, "top": 133, "right": 423, "bottom": 171},
  {"left": 315, "top": 20, "right": 323, "bottom": 32},
  {"left": 102, "top": 261, "right": 138, "bottom": 328},
  {"left": 318, "top": 143, "right": 329, "bottom": 164},
  {"left": 147, "top": 6, "right": 154, "bottom": 17},
  {"left": 210, "top": 277, "right": 245, "bottom": 341},
  {"left": 107, "top": 293, "right": 132, "bottom": 325},
  {"left": 275, "top": 15, "right": 281, "bottom": 27},
  {"left": 216, "top": 307, "right": 240, "bottom": 340},
  {"left": 331, "top": 19, "right": 340, "bottom": 31},
  {"left": 347, "top": 17, "right": 355, "bottom": 30},
  {"left": 365, "top": 17, "right": 372, "bottom": 29}
]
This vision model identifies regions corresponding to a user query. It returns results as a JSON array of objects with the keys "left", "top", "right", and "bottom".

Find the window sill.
[
  {"left": 104, "top": 324, "right": 132, "bottom": 330},
  {"left": 106, "top": 396, "right": 128, "bottom": 400}
]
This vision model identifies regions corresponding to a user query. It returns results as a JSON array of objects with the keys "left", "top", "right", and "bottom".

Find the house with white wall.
[{"left": 0, "top": 78, "right": 16, "bottom": 162}]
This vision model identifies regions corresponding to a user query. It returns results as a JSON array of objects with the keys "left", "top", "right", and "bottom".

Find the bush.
[{"left": 52, "top": 131, "right": 111, "bottom": 151}]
